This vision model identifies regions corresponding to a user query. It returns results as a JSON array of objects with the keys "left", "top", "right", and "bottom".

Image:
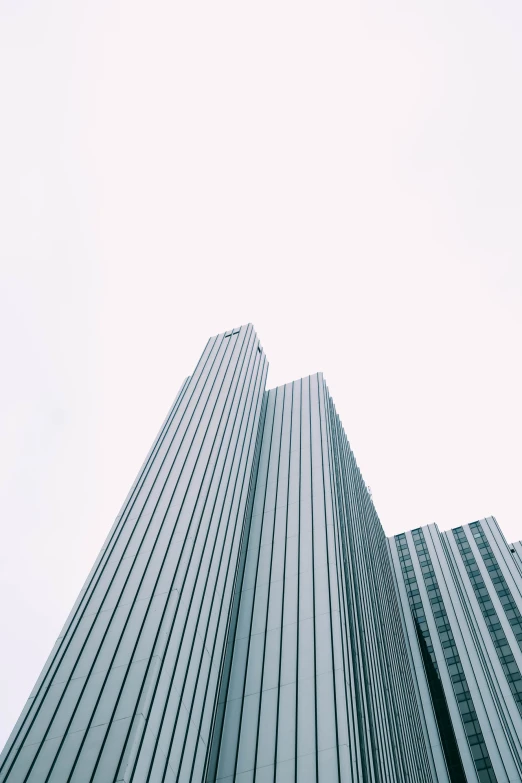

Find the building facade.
[
  {"left": 207, "top": 373, "right": 432, "bottom": 783},
  {"left": 1, "top": 325, "right": 520, "bottom": 782},
  {"left": 390, "top": 518, "right": 522, "bottom": 783}
]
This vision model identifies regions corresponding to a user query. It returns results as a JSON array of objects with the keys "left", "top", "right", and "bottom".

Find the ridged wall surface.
[
  {"left": 208, "top": 374, "right": 433, "bottom": 783},
  {"left": 390, "top": 518, "right": 522, "bottom": 783}
]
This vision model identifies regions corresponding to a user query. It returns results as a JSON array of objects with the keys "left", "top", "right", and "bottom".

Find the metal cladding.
[
  {"left": 208, "top": 374, "right": 433, "bottom": 783},
  {"left": 390, "top": 518, "right": 522, "bottom": 783},
  {"left": 5, "top": 325, "right": 518, "bottom": 782}
]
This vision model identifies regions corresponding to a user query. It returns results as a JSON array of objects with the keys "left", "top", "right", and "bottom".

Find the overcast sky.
[{"left": 1, "top": 0, "right": 521, "bottom": 751}]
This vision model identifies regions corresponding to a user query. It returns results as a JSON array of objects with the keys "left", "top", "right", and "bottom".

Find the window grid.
[
  {"left": 395, "top": 533, "right": 467, "bottom": 783},
  {"left": 395, "top": 534, "right": 439, "bottom": 673},
  {"left": 409, "top": 528, "right": 497, "bottom": 783},
  {"left": 453, "top": 527, "right": 522, "bottom": 717},
  {"left": 469, "top": 522, "right": 522, "bottom": 653}
]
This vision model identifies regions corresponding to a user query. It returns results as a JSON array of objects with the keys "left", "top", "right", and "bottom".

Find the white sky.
[{"left": 1, "top": 0, "right": 521, "bottom": 751}]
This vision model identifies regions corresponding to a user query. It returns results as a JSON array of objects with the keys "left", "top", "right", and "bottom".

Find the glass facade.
[
  {"left": 391, "top": 520, "right": 522, "bottom": 783},
  {"left": 410, "top": 529, "right": 496, "bottom": 783},
  {"left": 453, "top": 527, "right": 522, "bottom": 717},
  {"left": 395, "top": 533, "right": 466, "bottom": 782},
  {"left": 468, "top": 522, "right": 522, "bottom": 653}
]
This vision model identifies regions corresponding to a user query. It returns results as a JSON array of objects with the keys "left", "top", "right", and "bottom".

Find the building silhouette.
[{"left": 1, "top": 325, "right": 520, "bottom": 782}]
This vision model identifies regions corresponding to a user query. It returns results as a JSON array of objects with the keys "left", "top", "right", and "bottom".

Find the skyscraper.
[
  {"left": 1, "top": 325, "right": 520, "bottom": 782},
  {"left": 207, "top": 372, "right": 431, "bottom": 783}
]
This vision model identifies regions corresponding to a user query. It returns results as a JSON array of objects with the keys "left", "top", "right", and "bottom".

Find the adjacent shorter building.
[
  {"left": 1, "top": 324, "right": 521, "bottom": 782},
  {"left": 390, "top": 518, "right": 522, "bottom": 783}
]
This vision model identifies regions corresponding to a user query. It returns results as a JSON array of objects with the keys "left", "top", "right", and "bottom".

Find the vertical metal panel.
[
  {"left": 324, "top": 384, "right": 433, "bottom": 783},
  {"left": 210, "top": 375, "right": 433, "bottom": 783}
]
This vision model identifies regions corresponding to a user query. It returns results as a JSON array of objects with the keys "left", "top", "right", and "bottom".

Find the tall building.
[
  {"left": 0, "top": 325, "right": 520, "bottom": 782},
  {"left": 207, "top": 371, "right": 431, "bottom": 783},
  {"left": 390, "top": 519, "right": 522, "bottom": 783}
]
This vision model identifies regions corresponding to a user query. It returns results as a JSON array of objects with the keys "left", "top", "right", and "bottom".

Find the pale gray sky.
[{"left": 1, "top": 0, "right": 521, "bottom": 751}]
